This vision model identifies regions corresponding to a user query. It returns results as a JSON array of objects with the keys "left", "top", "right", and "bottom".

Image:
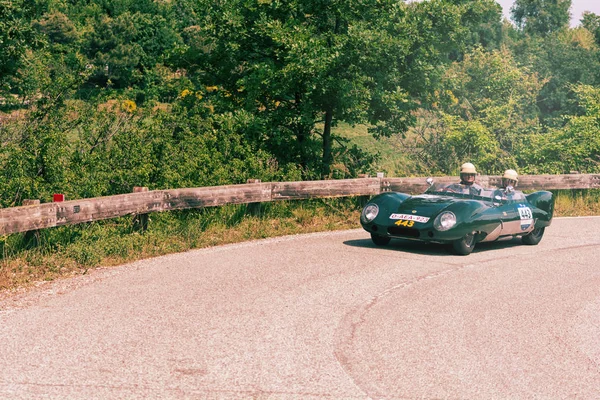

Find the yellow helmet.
[
  {"left": 503, "top": 169, "right": 518, "bottom": 181},
  {"left": 460, "top": 162, "right": 477, "bottom": 174}
]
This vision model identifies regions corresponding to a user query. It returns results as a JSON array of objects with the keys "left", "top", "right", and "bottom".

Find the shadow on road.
[{"left": 343, "top": 237, "right": 523, "bottom": 256}]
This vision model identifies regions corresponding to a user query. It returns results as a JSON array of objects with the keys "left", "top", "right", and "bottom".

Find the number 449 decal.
[
  {"left": 518, "top": 206, "right": 533, "bottom": 220},
  {"left": 395, "top": 219, "right": 415, "bottom": 227}
]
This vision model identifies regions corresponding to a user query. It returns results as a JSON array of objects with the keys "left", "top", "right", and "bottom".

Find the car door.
[{"left": 498, "top": 195, "right": 535, "bottom": 236}]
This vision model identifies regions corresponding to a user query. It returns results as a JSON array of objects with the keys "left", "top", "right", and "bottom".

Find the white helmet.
[
  {"left": 503, "top": 169, "right": 518, "bottom": 181},
  {"left": 460, "top": 162, "right": 477, "bottom": 174}
]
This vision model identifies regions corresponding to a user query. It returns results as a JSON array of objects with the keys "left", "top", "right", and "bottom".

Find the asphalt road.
[{"left": 1, "top": 217, "right": 600, "bottom": 399}]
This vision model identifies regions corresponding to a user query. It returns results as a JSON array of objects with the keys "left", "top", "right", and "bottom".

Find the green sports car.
[{"left": 360, "top": 180, "right": 554, "bottom": 255}]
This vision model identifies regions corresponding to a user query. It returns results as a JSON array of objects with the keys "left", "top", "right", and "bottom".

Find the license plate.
[{"left": 389, "top": 213, "right": 430, "bottom": 223}]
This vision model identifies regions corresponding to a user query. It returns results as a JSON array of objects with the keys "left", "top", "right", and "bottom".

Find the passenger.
[
  {"left": 494, "top": 169, "right": 525, "bottom": 201},
  {"left": 500, "top": 169, "right": 518, "bottom": 189}
]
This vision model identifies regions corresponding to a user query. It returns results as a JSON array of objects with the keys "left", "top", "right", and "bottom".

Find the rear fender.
[{"left": 526, "top": 191, "right": 555, "bottom": 218}]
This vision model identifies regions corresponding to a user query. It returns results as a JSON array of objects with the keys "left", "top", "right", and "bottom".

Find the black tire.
[
  {"left": 371, "top": 233, "right": 391, "bottom": 246},
  {"left": 522, "top": 227, "right": 545, "bottom": 245},
  {"left": 452, "top": 233, "right": 476, "bottom": 255}
]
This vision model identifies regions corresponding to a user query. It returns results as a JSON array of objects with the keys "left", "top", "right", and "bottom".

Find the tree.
[
  {"left": 538, "top": 29, "right": 599, "bottom": 125},
  {"left": 512, "top": 27, "right": 600, "bottom": 126},
  {"left": 439, "top": 46, "right": 542, "bottom": 162},
  {"left": 0, "top": 0, "right": 47, "bottom": 96},
  {"left": 450, "top": 0, "right": 504, "bottom": 51},
  {"left": 402, "top": 46, "right": 543, "bottom": 175},
  {"left": 401, "top": 109, "right": 505, "bottom": 176},
  {"left": 34, "top": 11, "right": 78, "bottom": 46},
  {"left": 519, "top": 84, "right": 600, "bottom": 174},
  {"left": 581, "top": 11, "right": 600, "bottom": 46},
  {"left": 84, "top": 11, "right": 181, "bottom": 89},
  {"left": 177, "top": 0, "right": 497, "bottom": 178},
  {"left": 511, "top": 0, "right": 571, "bottom": 37}
]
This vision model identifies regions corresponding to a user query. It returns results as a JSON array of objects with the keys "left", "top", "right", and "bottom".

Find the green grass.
[
  {"left": 332, "top": 122, "right": 420, "bottom": 177},
  {"left": 553, "top": 189, "right": 600, "bottom": 217}
]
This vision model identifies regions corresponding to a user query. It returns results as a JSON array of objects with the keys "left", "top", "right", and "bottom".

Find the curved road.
[{"left": 1, "top": 217, "right": 600, "bottom": 399}]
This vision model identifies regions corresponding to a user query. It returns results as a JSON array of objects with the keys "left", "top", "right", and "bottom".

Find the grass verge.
[{"left": 0, "top": 198, "right": 363, "bottom": 293}]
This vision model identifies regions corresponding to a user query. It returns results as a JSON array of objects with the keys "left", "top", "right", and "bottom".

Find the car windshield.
[{"left": 425, "top": 182, "right": 526, "bottom": 202}]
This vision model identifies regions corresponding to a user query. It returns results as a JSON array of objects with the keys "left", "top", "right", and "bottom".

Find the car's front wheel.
[
  {"left": 371, "top": 233, "right": 391, "bottom": 246},
  {"left": 522, "top": 227, "right": 545, "bottom": 245},
  {"left": 452, "top": 233, "right": 476, "bottom": 255}
]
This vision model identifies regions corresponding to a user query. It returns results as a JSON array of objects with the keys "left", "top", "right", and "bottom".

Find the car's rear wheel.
[
  {"left": 522, "top": 227, "right": 545, "bottom": 245},
  {"left": 452, "top": 233, "right": 476, "bottom": 255},
  {"left": 371, "top": 233, "right": 391, "bottom": 246}
]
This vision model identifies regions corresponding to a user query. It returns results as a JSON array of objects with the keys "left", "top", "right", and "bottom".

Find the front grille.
[{"left": 387, "top": 226, "right": 420, "bottom": 238}]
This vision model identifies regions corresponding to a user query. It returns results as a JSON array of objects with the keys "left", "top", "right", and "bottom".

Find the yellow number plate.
[{"left": 394, "top": 219, "right": 414, "bottom": 227}]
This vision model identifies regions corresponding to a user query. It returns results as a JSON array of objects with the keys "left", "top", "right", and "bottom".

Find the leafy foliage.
[
  {"left": 0, "top": 0, "right": 47, "bottom": 95},
  {"left": 0, "top": 0, "right": 599, "bottom": 203},
  {"left": 511, "top": 0, "right": 571, "bottom": 37},
  {"left": 399, "top": 46, "right": 542, "bottom": 175},
  {"left": 582, "top": 12, "right": 600, "bottom": 45},
  {"left": 519, "top": 85, "right": 600, "bottom": 174},
  {"left": 512, "top": 28, "right": 600, "bottom": 127},
  {"left": 172, "top": 0, "right": 498, "bottom": 177}
]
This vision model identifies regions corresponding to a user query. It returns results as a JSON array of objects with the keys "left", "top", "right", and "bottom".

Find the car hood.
[{"left": 392, "top": 194, "right": 462, "bottom": 216}]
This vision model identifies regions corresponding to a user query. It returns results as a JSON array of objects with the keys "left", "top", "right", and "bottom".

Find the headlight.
[
  {"left": 361, "top": 204, "right": 379, "bottom": 223},
  {"left": 434, "top": 211, "right": 456, "bottom": 231}
]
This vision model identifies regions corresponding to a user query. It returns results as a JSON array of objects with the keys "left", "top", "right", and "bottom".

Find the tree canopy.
[{"left": 511, "top": 0, "right": 571, "bottom": 36}]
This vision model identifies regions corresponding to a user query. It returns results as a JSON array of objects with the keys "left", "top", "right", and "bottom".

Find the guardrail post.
[
  {"left": 132, "top": 187, "right": 149, "bottom": 232},
  {"left": 246, "top": 179, "right": 262, "bottom": 216},
  {"left": 23, "top": 199, "right": 41, "bottom": 247},
  {"left": 357, "top": 174, "right": 372, "bottom": 207}
]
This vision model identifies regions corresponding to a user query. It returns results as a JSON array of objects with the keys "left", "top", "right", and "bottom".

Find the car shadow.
[{"left": 343, "top": 237, "right": 523, "bottom": 256}]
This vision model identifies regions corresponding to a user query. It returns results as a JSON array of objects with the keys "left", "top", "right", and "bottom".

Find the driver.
[{"left": 446, "top": 162, "right": 483, "bottom": 195}]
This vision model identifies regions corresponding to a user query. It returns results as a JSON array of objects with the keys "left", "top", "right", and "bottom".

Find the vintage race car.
[{"left": 360, "top": 180, "right": 554, "bottom": 255}]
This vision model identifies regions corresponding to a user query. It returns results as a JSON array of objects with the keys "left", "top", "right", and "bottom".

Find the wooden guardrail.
[{"left": 1, "top": 174, "right": 599, "bottom": 236}]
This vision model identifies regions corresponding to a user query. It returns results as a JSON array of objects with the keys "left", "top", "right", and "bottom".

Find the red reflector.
[{"left": 53, "top": 194, "right": 65, "bottom": 202}]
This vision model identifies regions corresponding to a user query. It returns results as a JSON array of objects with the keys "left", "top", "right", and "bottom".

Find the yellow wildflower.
[{"left": 121, "top": 100, "right": 137, "bottom": 113}]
